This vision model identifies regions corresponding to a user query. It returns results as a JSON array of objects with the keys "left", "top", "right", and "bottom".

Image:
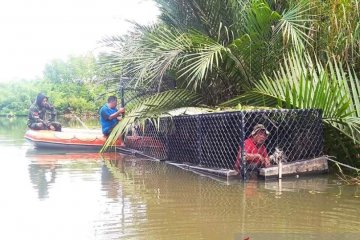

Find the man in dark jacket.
[{"left": 27, "top": 93, "right": 62, "bottom": 131}]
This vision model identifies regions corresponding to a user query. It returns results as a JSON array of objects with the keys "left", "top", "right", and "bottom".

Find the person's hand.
[
  {"left": 49, "top": 125, "right": 55, "bottom": 131},
  {"left": 255, "top": 154, "right": 264, "bottom": 161},
  {"left": 263, "top": 157, "right": 271, "bottom": 167},
  {"left": 264, "top": 161, "right": 270, "bottom": 168},
  {"left": 118, "top": 107, "right": 125, "bottom": 114},
  {"left": 116, "top": 107, "right": 125, "bottom": 116}
]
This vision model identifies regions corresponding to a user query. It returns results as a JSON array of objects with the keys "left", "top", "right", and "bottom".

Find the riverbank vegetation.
[
  {"left": 336, "top": 163, "right": 360, "bottom": 185},
  {"left": 1, "top": 0, "right": 358, "bottom": 167},
  {"left": 0, "top": 53, "right": 109, "bottom": 116},
  {"left": 100, "top": 0, "right": 360, "bottom": 166}
]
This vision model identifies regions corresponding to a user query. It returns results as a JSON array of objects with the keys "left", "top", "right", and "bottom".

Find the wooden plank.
[
  {"left": 188, "top": 165, "right": 239, "bottom": 178},
  {"left": 167, "top": 162, "right": 238, "bottom": 178},
  {"left": 259, "top": 156, "right": 328, "bottom": 179}
]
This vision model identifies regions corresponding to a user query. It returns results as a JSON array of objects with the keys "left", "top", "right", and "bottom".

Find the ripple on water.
[{"left": 0, "top": 138, "right": 359, "bottom": 240}]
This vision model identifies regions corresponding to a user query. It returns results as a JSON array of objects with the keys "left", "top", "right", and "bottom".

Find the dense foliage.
[
  {"left": 101, "top": 0, "right": 360, "bottom": 165},
  {"left": 0, "top": 53, "right": 110, "bottom": 116}
]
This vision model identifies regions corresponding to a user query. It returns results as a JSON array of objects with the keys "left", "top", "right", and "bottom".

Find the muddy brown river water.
[{"left": 0, "top": 117, "right": 359, "bottom": 240}]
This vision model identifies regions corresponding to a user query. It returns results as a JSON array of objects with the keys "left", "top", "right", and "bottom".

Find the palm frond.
[
  {"left": 273, "top": 0, "right": 315, "bottom": 50},
  {"left": 244, "top": 0, "right": 282, "bottom": 40},
  {"left": 222, "top": 50, "right": 360, "bottom": 144},
  {"left": 154, "top": 0, "right": 248, "bottom": 40},
  {"left": 101, "top": 89, "right": 203, "bottom": 151},
  {"left": 124, "top": 26, "right": 190, "bottom": 88},
  {"left": 178, "top": 32, "right": 226, "bottom": 89},
  {"left": 101, "top": 24, "right": 190, "bottom": 90}
]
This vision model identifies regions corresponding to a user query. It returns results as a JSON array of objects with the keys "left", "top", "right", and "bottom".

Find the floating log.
[{"left": 259, "top": 156, "right": 328, "bottom": 179}]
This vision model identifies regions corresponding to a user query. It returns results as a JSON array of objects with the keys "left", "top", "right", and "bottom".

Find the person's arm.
[
  {"left": 44, "top": 103, "right": 56, "bottom": 122},
  {"left": 29, "top": 107, "right": 52, "bottom": 129},
  {"left": 29, "top": 107, "right": 46, "bottom": 124},
  {"left": 243, "top": 140, "right": 270, "bottom": 167},
  {"left": 108, "top": 108, "right": 125, "bottom": 120},
  {"left": 234, "top": 146, "right": 242, "bottom": 172},
  {"left": 245, "top": 152, "right": 270, "bottom": 167},
  {"left": 235, "top": 145, "right": 262, "bottom": 172},
  {"left": 245, "top": 153, "right": 264, "bottom": 162},
  {"left": 243, "top": 140, "right": 262, "bottom": 163}
]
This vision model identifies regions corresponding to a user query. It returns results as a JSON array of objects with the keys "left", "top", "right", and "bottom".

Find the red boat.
[{"left": 24, "top": 128, "right": 124, "bottom": 150}]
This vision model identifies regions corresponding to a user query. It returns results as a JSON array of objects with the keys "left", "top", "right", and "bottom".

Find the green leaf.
[{"left": 101, "top": 89, "right": 203, "bottom": 151}]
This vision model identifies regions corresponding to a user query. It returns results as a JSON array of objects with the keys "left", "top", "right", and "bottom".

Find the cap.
[{"left": 250, "top": 124, "right": 269, "bottom": 136}]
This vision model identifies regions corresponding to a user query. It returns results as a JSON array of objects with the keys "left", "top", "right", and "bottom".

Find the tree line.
[
  {"left": 0, "top": 53, "right": 116, "bottom": 116},
  {"left": 1, "top": 0, "right": 359, "bottom": 166},
  {"left": 100, "top": 0, "right": 360, "bottom": 166}
]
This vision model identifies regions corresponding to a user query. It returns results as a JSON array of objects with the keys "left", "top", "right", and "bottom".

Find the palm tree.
[
  {"left": 101, "top": 0, "right": 313, "bottom": 102},
  {"left": 99, "top": 0, "right": 360, "bottom": 165},
  {"left": 221, "top": 51, "right": 360, "bottom": 165}
]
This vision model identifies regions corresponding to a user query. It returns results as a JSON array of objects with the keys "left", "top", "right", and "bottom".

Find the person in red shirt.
[{"left": 234, "top": 124, "right": 271, "bottom": 173}]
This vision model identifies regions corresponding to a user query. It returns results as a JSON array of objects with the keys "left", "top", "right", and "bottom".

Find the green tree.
[
  {"left": 99, "top": 0, "right": 360, "bottom": 165},
  {"left": 43, "top": 52, "right": 101, "bottom": 84},
  {"left": 0, "top": 53, "right": 109, "bottom": 116}
]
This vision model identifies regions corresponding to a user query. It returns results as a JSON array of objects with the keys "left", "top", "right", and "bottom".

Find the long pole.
[
  {"left": 120, "top": 85, "right": 125, "bottom": 108},
  {"left": 241, "top": 112, "right": 246, "bottom": 180},
  {"left": 73, "top": 114, "right": 89, "bottom": 129},
  {"left": 119, "top": 79, "right": 125, "bottom": 118}
]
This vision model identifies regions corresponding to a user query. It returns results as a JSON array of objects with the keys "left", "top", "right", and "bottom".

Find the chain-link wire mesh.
[
  {"left": 124, "top": 119, "right": 168, "bottom": 160},
  {"left": 124, "top": 109, "right": 323, "bottom": 178}
]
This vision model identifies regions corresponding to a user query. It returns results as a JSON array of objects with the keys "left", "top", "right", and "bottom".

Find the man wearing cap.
[{"left": 234, "top": 124, "right": 271, "bottom": 172}]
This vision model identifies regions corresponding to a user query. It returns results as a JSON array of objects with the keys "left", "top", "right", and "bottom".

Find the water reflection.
[
  {"left": 0, "top": 117, "right": 28, "bottom": 144},
  {"left": 28, "top": 160, "right": 57, "bottom": 199},
  {"left": 101, "top": 158, "right": 360, "bottom": 239},
  {"left": 26, "top": 149, "right": 88, "bottom": 199},
  {"left": 100, "top": 153, "right": 126, "bottom": 199},
  {"left": 18, "top": 146, "right": 360, "bottom": 239},
  {"left": 25, "top": 148, "right": 114, "bottom": 199},
  {"left": 0, "top": 117, "right": 359, "bottom": 239}
]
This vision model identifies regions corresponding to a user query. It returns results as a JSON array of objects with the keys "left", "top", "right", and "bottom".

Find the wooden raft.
[{"left": 259, "top": 156, "right": 328, "bottom": 179}]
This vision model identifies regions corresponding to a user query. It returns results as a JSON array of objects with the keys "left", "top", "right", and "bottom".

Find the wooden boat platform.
[
  {"left": 166, "top": 156, "right": 328, "bottom": 180},
  {"left": 259, "top": 156, "right": 328, "bottom": 179}
]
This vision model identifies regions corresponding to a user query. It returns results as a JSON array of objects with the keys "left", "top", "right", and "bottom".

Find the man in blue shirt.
[{"left": 99, "top": 96, "right": 125, "bottom": 136}]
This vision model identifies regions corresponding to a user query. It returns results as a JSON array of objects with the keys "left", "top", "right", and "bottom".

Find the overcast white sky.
[{"left": 0, "top": 0, "right": 159, "bottom": 82}]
